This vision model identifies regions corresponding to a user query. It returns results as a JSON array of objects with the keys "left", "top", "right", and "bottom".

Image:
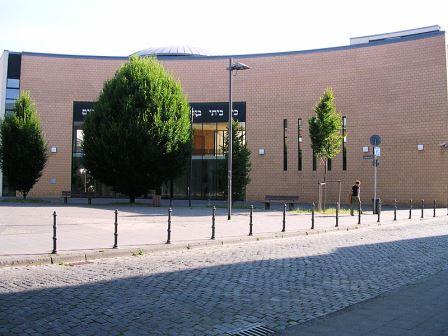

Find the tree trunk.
[
  {"left": 22, "top": 192, "right": 27, "bottom": 200},
  {"left": 129, "top": 195, "right": 135, "bottom": 204},
  {"left": 323, "top": 160, "right": 328, "bottom": 210}
]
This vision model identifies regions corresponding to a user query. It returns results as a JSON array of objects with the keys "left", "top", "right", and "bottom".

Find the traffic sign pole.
[
  {"left": 370, "top": 135, "right": 382, "bottom": 215},
  {"left": 374, "top": 154, "right": 377, "bottom": 214}
]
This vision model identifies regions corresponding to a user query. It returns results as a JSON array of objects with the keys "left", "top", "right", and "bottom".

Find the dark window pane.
[
  {"left": 313, "top": 151, "right": 316, "bottom": 171},
  {"left": 328, "top": 158, "right": 332, "bottom": 171},
  {"left": 343, "top": 147, "right": 347, "bottom": 171},
  {"left": 7, "top": 53, "right": 21, "bottom": 80},
  {"left": 298, "top": 118, "right": 302, "bottom": 171},
  {"left": 342, "top": 116, "right": 347, "bottom": 170},
  {"left": 283, "top": 119, "right": 287, "bottom": 171}
]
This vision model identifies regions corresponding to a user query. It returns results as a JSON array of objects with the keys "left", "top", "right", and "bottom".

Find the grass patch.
[
  {"left": 132, "top": 249, "right": 144, "bottom": 256},
  {"left": 292, "top": 207, "right": 352, "bottom": 215},
  {"left": 1, "top": 198, "right": 48, "bottom": 204}
]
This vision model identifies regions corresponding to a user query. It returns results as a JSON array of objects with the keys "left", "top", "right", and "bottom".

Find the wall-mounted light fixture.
[
  {"left": 259, "top": 148, "right": 265, "bottom": 156},
  {"left": 51, "top": 146, "right": 57, "bottom": 153},
  {"left": 362, "top": 146, "right": 369, "bottom": 153},
  {"left": 417, "top": 144, "right": 424, "bottom": 151}
]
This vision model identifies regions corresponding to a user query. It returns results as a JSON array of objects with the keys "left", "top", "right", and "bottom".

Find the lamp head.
[{"left": 228, "top": 62, "right": 250, "bottom": 71}]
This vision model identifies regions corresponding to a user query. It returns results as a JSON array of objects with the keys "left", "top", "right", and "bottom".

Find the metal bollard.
[
  {"left": 358, "top": 202, "right": 361, "bottom": 224},
  {"left": 249, "top": 205, "right": 253, "bottom": 236},
  {"left": 421, "top": 199, "right": 424, "bottom": 219},
  {"left": 377, "top": 199, "right": 381, "bottom": 223},
  {"left": 52, "top": 211, "right": 57, "bottom": 254},
  {"left": 282, "top": 203, "right": 286, "bottom": 232},
  {"left": 211, "top": 206, "right": 216, "bottom": 240},
  {"left": 311, "top": 202, "right": 315, "bottom": 230},
  {"left": 335, "top": 202, "right": 339, "bottom": 227},
  {"left": 394, "top": 200, "right": 397, "bottom": 221},
  {"left": 113, "top": 209, "right": 118, "bottom": 249},
  {"left": 166, "top": 208, "right": 172, "bottom": 244},
  {"left": 409, "top": 200, "right": 412, "bottom": 219},
  {"left": 433, "top": 200, "right": 436, "bottom": 217}
]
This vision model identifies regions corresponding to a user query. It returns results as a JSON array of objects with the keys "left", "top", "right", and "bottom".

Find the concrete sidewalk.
[
  {"left": 0, "top": 201, "right": 446, "bottom": 267},
  {"left": 279, "top": 268, "right": 448, "bottom": 336}
]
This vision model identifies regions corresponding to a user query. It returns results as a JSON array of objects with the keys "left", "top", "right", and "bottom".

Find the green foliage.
[
  {"left": 82, "top": 56, "right": 191, "bottom": 203},
  {"left": 308, "top": 88, "right": 343, "bottom": 165},
  {"left": 219, "top": 120, "right": 251, "bottom": 201},
  {"left": 0, "top": 92, "right": 48, "bottom": 199}
]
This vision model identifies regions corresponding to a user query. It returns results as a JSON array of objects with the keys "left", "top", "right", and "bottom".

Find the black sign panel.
[
  {"left": 73, "top": 101, "right": 246, "bottom": 123},
  {"left": 73, "top": 102, "right": 95, "bottom": 122},
  {"left": 190, "top": 102, "right": 246, "bottom": 123}
]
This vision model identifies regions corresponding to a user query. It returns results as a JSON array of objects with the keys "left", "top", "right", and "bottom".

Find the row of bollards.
[{"left": 49, "top": 199, "right": 447, "bottom": 254}]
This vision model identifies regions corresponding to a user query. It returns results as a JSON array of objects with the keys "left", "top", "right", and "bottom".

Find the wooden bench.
[
  {"left": 265, "top": 195, "right": 299, "bottom": 210},
  {"left": 62, "top": 191, "right": 95, "bottom": 204}
]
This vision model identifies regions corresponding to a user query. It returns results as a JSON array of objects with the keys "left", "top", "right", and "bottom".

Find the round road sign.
[{"left": 370, "top": 135, "right": 382, "bottom": 146}]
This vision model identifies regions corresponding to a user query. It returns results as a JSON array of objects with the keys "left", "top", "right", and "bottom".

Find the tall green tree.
[
  {"left": 308, "top": 88, "right": 343, "bottom": 209},
  {"left": 0, "top": 92, "right": 48, "bottom": 199},
  {"left": 82, "top": 56, "right": 191, "bottom": 203},
  {"left": 219, "top": 120, "right": 251, "bottom": 202}
]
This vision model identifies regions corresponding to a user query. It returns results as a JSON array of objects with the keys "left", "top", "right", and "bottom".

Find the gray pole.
[
  {"left": 188, "top": 109, "right": 193, "bottom": 207},
  {"left": 227, "top": 57, "right": 233, "bottom": 220},
  {"left": 373, "top": 154, "right": 377, "bottom": 214}
]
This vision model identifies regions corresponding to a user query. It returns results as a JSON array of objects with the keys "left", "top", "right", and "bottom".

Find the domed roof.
[{"left": 132, "top": 45, "right": 209, "bottom": 57}]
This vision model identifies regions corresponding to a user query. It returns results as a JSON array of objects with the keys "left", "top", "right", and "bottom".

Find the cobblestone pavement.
[{"left": 0, "top": 218, "right": 447, "bottom": 335}]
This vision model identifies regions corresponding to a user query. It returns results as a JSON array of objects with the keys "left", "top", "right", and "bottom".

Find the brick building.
[{"left": 0, "top": 26, "right": 447, "bottom": 204}]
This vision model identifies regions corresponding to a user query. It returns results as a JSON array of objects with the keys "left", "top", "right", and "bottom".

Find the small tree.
[
  {"left": 219, "top": 120, "right": 251, "bottom": 202},
  {"left": 0, "top": 92, "right": 48, "bottom": 199},
  {"left": 308, "top": 88, "right": 343, "bottom": 209},
  {"left": 82, "top": 56, "right": 191, "bottom": 203}
]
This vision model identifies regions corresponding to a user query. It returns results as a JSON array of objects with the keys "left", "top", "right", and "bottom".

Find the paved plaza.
[
  {"left": 0, "top": 200, "right": 443, "bottom": 256},
  {"left": 0, "top": 204, "right": 447, "bottom": 335}
]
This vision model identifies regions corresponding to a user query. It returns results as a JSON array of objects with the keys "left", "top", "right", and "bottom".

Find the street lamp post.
[
  {"left": 227, "top": 58, "right": 250, "bottom": 220},
  {"left": 188, "top": 109, "right": 193, "bottom": 207}
]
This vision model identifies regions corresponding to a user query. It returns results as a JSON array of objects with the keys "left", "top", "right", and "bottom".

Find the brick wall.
[{"left": 20, "top": 33, "right": 448, "bottom": 204}]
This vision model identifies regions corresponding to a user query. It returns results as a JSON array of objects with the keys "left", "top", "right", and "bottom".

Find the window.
[
  {"left": 6, "top": 79, "right": 20, "bottom": 89},
  {"left": 6, "top": 88, "right": 19, "bottom": 100},
  {"left": 73, "top": 128, "right": 84, "bottom": 153},
  {"left": 342, "top": 116, "right": 347, "bottom": 170},
  {"left": 328, "top": 158, "right": 332, "bottom": 171},
  {"left": 298, "top": 118, "right": 303, "bottom": 171},
  {"left": 5, "top": 99, "right": 15, "bottom": 111},
  {"left": 313, "top": 150, "right": 316, "bottom": 171},
  {"left": 283, "top": 119, "right": 288, "bottom": 171}
]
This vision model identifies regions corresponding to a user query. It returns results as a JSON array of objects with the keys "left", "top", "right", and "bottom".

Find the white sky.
[{"left": 0, "top": 0, "right": 447, "bottom": 56}]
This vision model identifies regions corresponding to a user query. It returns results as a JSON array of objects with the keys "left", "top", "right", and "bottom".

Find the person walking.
[{"left": 350, "top": 180, "right": 362, "bottom": 216}]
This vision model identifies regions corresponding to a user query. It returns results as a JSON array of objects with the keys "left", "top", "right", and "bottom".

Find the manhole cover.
[{"left": 228, "top": 323, "right": 275, "bottom": 335}]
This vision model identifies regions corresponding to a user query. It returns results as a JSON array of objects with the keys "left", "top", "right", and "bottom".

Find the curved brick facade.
[{"left": 4, "top": 30, "right": 448, "bottom": 204}]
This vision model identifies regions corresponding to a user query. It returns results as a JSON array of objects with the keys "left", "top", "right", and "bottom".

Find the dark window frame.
[
  {"left": 297, "top": 118, "right": 303, "bottom": 171},
  {"left": 342, "top": 116, "right": 347, "bottom": 170},
  {"left": 283, "top": 119, "right": 288, "bottom": 171}
]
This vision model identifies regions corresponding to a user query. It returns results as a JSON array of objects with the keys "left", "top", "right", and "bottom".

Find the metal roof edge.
[{"left": 12, "top": 30, "right": 445, "bottom": 62}]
